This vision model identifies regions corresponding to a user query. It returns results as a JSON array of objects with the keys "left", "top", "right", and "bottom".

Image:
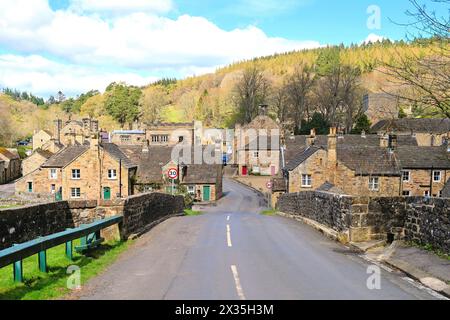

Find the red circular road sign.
[
  {"left": 266, "top": 181, "right": 273, "bottom": 190},
  {"left": 168, "top": 168, "right": 178, "bottom": 179}
]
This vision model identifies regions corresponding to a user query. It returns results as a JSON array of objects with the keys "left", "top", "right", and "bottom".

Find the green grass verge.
[
  {"left": 261, "top": 209, "right": 277, "bottom": 216},
  {"left": 0, "top": 239, "right": 131, "bottom": 300},
  {"left": 184, "top": 209, "right": 203, "bottom": 216},
  {"left": 0, "top": 205, "right": 20, "bottom": 210}
]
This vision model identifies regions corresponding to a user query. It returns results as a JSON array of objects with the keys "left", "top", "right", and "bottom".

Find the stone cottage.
[
  {"left": 16, "top": 138, "right": 137, "bottom": 201},
  {"left": 180, "top": 164, "right": 223, "bottom": 202}
]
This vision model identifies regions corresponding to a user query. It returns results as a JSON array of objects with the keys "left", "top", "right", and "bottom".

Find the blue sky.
[{"left": 0, "top": 0, "right": 447, "bottom": 98}]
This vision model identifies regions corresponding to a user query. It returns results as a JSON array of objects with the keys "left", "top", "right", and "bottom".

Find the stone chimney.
[
  {"left": 327, "top": 127, "right": 338, "bottom": 184},
  {"left": 53, "top": 119, "right": 62, "bottom": 144},
  {"left": 361, "top": 130, "right": 366, "bottom": 138},
  {"left": 380, "top": 134, "right": 389, "bottom": 148},
  {"left": 90, "top": 133, "right": 99, "bottom": 151},
  {"left": 306, "top": 128, "right": 316, "bottom": 147}
]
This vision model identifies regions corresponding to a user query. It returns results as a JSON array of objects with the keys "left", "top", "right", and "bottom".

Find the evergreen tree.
[{"left": 351, "top": 114, "right": 372, "bottom": 134}]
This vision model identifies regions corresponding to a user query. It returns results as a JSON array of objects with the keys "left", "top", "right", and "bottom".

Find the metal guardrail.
[{"left": 0, "top": 215, "right": 123, "bottom": 282}]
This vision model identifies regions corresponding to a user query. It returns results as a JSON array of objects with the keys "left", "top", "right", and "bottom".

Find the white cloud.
[
  {"left": 0, "top": 0, "right": 322, "bottom": 96},
  {"left": 362, "top": 33, "right": 386, "bottom": 44},
  {"left": 69, "top": 0, "right": 174, "bottom": 14},
  {"left": 0, "top": 54, "right": 157, "bottom": 98}
]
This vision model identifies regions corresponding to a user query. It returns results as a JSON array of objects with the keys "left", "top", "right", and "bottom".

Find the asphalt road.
[{"left": 77, "top": 178, "right": 443, "bottom": 300}]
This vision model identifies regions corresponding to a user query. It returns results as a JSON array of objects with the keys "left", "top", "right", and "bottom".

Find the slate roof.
[
  {"left": 337, "top": 145, "right": 401, "bottom": 175},
  {"left": 371, "top": 118, "right": 450, "bottom": 133},
  {"left": 42, "top": 145, "right": 89, "bottom": 168},
  {"left": 119, "top": 145, "right": 174, "bottom": 184},
  {"left": 285, "top": 146, "right": 322, "bottom": 171},
  {"left": 181, "top": 165, "right": 222, "bottom": 184},
  {"left": 102, "top": 143, "right": 137, "bottom": 169},
  {"left": 35, "top": 149, "right": 53, "bottom": 159},
  {"left": 0, "top": 147, "right": 20, "bottom": 160},
  {"left": 396, "top": 146, "right": 450, "bottom": 169}
]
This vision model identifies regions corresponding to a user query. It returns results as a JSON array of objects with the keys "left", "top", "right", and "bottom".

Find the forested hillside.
[{"left": 0, "top": 38, "right": 446, "bottom": 146}]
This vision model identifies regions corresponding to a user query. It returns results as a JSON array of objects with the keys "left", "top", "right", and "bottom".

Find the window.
[
  {"left": 433, "top": 171, "right": 442, "bottom": 182},
  {"left": 108, "top": 169, "right": 117, "bottom": 180},
  {"left": 402, "top": 190, "right": 411, "bottom": 196},
  {"left": 301, "top": 174, "right": 312, "bottom": 188},
  {"left": 120, "top": 135, "right": 131, "bottom": 143},
  {"left": 253, "top": 152, "right": 259, "bottom": 158},
  {"left": 369, "top": 177, "right": 380, "bottom": 191},
  {"left": 187, "top": 185, "right": 195, "bottom": 196},
  {"left": 424, "top": 190, "right": 431, "bottom": 197},
  {"left": 71, "top": 188, "right": 81, "bottom": 198},
  {"left": 161, "top": 135, "right": 169, "bottom": 143},
  {"left": 71, "top": 169, "right": 80, "bottom": 179},
  {"left": 49, "top": 169, "right": 57, "bottom": 179},
  {"left": 27, "top": 182, "right": 33, "bottom": 193},
  {"left": 402, "top": 171, "right": 411, "bottom": 182},
  {"left": 50, "top": 184, "right": 56, "bottom": 194},
  {"left": 178, "top": 136, "right": 184, "bottom": 143}
]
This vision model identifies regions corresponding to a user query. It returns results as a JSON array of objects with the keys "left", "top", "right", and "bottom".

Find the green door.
[
  {"left": 103, "top": 187, "right": 111, "bottom": 200},
  {"left": 203, "top": 186, "right": 211, "bottom": 202}
]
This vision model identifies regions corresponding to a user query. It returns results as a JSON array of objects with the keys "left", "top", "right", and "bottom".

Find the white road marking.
[
  {"left": 231, "top": 265, "right": 246, "bottom": 300},
  {"left": 227, "top": 215, "right": 230, "bottom": 221},
  {"left": 226, "top": 224, "right": 232, "bottom": 247}
]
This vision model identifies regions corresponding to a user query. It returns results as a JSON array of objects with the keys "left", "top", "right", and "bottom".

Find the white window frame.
[
  {"left": 402, "top": 170, "right": 411, "bottom": 183},
  {"left": 71, "top": 187, "right": 81, "bottom": 198},
  {"left": 424, "top": 190, "right": 431, "bottom": 197},
  {"left": 187, "top": 185, "right": 195, "bottom": 196},
  {"left": 433, "top": 170, "right": 442, "bottom": 182},
  {"left": 301, "top": 174, "right": 312, "bottom": 188},
  {"left": 253, "top": 151, "right": 259, "bottom": 158},
  {"left": 108, "top": 169, "right": 117, "bottom": 180},
  {"left": 161, "top": 135, "right": 169, "bottom": 143},
  {"left": 71, "top": 169, "right": 80, "bottom": 180},
  {"left": 49, "top": 168, "right": 58, "bottom": 180},
  {"left": 402, "top": 190, "right": 411, "bottom": 196},
  {"left": 369, "top": 177, "right": 380, "bottom": 191},
  {"left": 50, "top": 184, "right": 56, "bottom": 194}
]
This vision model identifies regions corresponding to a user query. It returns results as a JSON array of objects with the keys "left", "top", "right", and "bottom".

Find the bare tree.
[
  {"left": 382, "top": 0, "right": 450, "bottom": 117},
  {"left": 284, "top": 64, "right": 316, "bottom": 132},
  {"left": 234, "top": 65, "right": 270, "bottom": 123},
  {"left": 314, "top": 64, "right": 362, "bottom": 130}
]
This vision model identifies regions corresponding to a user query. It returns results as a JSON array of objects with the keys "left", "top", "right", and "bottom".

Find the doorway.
[
  {"left": 203, "top": 185, "right": 211, "bottom": 202},
  {"left": 103, "top": 187, "right": 111, "bottom": 200}
]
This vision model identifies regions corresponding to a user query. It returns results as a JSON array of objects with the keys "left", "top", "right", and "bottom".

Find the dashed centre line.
[
  {"left": 231, "top": 265, "right": 246, "bottom": 300},
  {"left": 226, "top": 224, "right": 232, "bottom": 247}
]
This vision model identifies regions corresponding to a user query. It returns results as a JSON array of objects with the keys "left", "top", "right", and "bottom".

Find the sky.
[{"left": 0, "top": 0, "right": 446, "bottom": 98}]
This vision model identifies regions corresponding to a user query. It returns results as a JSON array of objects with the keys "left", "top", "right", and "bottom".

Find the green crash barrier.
[
  {"left": 13, "top": 260, "right": 23, "bottom": 283},
  {"left": 38, "top": 250, "right": 47, "bottom": 273}
]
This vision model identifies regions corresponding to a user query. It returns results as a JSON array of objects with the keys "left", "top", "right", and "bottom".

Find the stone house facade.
[
  {"left": 0, "top": 147, "right": 21, "bottom": 184},
  {"left": 235, "top": 109, "right": 281, "bottom": 176},
  {"left": 16, "top": 139, "right": 137, "bottom": 201},
  {"left": 282, "top": 128, "right": 450, "bottom": 198},
  {"left": 32, "top": 130, "right": 52, "bottom": 150},
  {"left": 145, "top": 122, "right": 195, "bottom": 146},
  {"left": 22, "top": 149, "right": 53, "bottom": 176},
  {"left": 110, "top": 130, "right": 146, "bottom": 145}
]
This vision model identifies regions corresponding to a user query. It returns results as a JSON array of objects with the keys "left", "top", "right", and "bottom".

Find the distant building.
[
  {"left": 372, "top": 118, "right": 450, "bottom": 146},
  {"left": 0, "top": 147, "right": 21, "bottom": 184},
  {"left": 363, "top": 93, "right": 399, "bottom": 125},
  {"left": 235, "top": 106, "right": 281, "bottom": 176},
  {"left": 146, "top": 122, "right": 195, "bottom": 146},
  {"left": 22, "top": 149, "right": 53, "bottom": 176},
  {"left": 32, "top": 129, "right": 53, "bottom": 150},
  {"left": 110, "top": 130, "right": 146, "bottom": 145},
  {"left": 180, "top": 164, "right": 223, "bottom": 202}
]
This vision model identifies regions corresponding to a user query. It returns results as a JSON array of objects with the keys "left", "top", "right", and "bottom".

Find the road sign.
[
  {"left": 266, "top": 181, "right": 273, "bottom": 190},
  {"left": 168, "top": 168, "right": 178, "bottom": 179}
]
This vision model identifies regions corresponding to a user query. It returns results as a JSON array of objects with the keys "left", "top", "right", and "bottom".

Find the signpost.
[
  {"left": 167, "top": 168, "right": 178, "bottom": 195},
  {"left": 266, "top": 180, "right": 273, "bottom": 209}
]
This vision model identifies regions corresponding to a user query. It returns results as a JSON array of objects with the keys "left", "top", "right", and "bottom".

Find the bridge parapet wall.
[{"left": 277, "top": 192, "right": 450, "bottom": 254}]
